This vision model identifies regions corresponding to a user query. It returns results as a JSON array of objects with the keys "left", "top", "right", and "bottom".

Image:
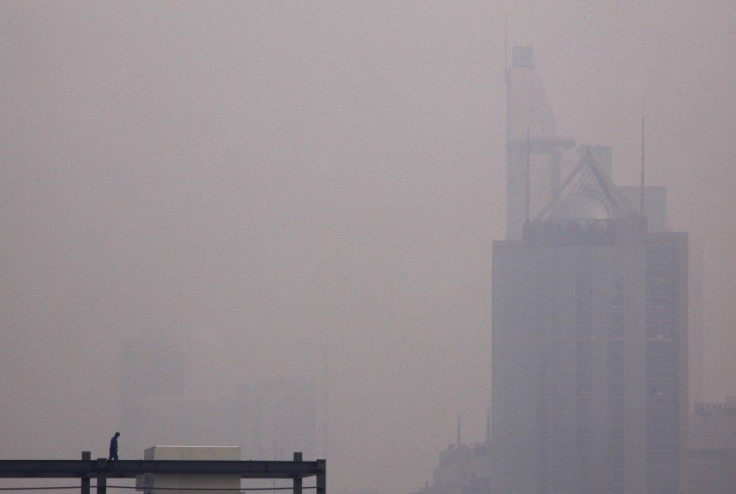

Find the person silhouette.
[{"left": 108, "top": 432, "right": 120, "bottom": 461}]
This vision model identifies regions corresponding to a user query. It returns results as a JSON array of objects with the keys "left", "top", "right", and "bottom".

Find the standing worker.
[{"left": 108, "top": 432, "right": 120, "bottom": 461}]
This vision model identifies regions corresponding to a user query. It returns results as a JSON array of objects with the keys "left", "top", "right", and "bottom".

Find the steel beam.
[{"left": 0, "top": 459, "right": 323, "bottom": 479}]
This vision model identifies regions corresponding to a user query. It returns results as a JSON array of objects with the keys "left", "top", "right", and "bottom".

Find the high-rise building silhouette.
[
  {"left": 119, "top": 338, "right": 315, "bottom": 460},
  {"left": 689, "top": 398, "right": 736, "bottom": 493},
  {"left": 410, "top": 415, "right": 492, "bottom": 494},
  {"left": 492, "top": 151, "right": 688, "bottom": 493},
  {"left": 492, "top": 53, "right": 689, "bottom": 491}
]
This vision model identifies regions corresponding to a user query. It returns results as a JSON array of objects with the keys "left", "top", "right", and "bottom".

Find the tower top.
[{"left": 536, "top": 149, "right": 639, "bottom": 223}]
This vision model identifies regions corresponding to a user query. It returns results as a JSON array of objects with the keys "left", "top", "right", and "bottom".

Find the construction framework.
[{"left": 0, "top": 452, "right": 325, "bottom": 494}]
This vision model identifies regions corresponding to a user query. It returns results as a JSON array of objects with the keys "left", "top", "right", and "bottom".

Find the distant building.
[
  {"left": 120, "top": 339, "right": 315, "bottom": 460},
  {"left": 135, "top": 395, "right": 230, "bottom": 447},
  {"left": 689, "top": 398, "right": 736, "bottom": 494},
  {"left": 411, "top": 417, "right": 492, "bottom": 494},
  {"left": 235, "top": 378, "right": 316, "bottom": 460},
  {"left": 491, "top": 153, "right": 689, "bottom": 493},
  {"left": 121, "top": 337, "right": 187, "bottom": 455}
]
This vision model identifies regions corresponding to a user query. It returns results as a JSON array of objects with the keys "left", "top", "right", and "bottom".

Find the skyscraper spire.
[
  {"left": 526, "top": 125, "right": 531, "bottom": 223},
  {"left": 640, "top": 115, "right": 646, "bottom": 216},
  {"left": 503, "top": 13, "right": 508, "bottom": 86}
]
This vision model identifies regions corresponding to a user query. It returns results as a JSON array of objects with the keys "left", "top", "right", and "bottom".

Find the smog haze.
[{"left": 1, "top": 2, "right": 735, "bottom": 493}]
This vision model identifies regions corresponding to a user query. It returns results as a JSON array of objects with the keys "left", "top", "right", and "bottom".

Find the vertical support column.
[
  {"left": 95, "top": 458, "right": 107, "bottom": 494},
  {"left": 81, "top": 451, "right": 90, "bottom": 494},
  {"left": 293, "top": 452, "right": 302, "bottom": 494},
  {"left": 316, "top": 459, "right": 326, "bottom": 494}
]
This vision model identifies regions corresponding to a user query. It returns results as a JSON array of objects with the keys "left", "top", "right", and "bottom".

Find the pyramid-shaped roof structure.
[{"left": 534, "top": 149, "right": 640, "bottom": 222}]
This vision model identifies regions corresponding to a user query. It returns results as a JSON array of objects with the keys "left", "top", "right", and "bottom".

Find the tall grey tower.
[
  {"left": 491, "top": 154, "right": 689, "bottom": 493},
  {"left": 505, "top": 46, "right": 574, "bottom": 240}
]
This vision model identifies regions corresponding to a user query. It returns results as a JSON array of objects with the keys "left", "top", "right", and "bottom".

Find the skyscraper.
[{"left": 491, "top": 153, "right": 688, "bottom": 493}]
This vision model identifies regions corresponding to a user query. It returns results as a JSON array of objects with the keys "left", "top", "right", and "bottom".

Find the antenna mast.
[
  {"left": 504, "top": 13, "right": 508, "bottom": 86},
  {"left": 504, "top": 14, "right": 510, "bottom": 147},
  {"left": 456, "top": 415, "right": 462, "bottom": 446},
  {"left": 526, "top": 125, "right": 531, "bottom": 223},
  {"left": 640, "top": 116, "right": 645, "bottom": 216}
]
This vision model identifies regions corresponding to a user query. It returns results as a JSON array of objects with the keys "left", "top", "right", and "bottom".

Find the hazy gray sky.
[{"left": 1, "top": 2, "right": 735, "bottom": 494}]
